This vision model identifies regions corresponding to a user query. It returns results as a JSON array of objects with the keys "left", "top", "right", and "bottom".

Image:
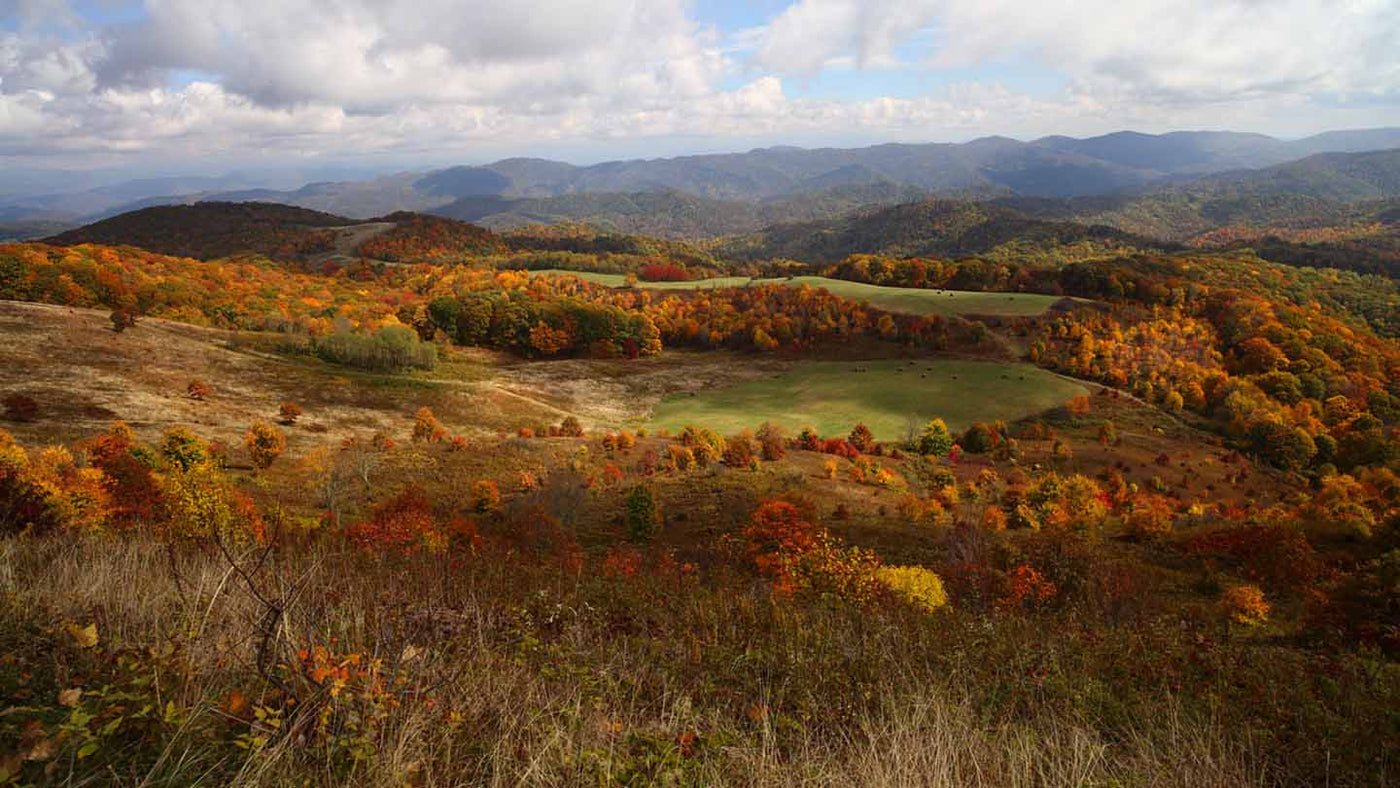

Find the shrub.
[
  {"left": 820, "top": 438, "right": 859, "bottom": 459},
  {"left": 875, "top": 566, "right": 948, "bottom": 612},
  {"left": 755, "top": 423, "right": 786, "bottom": 461},
  {"left": 601, "top": 545, "right": 645, "bottom": 577},
  {"left": 559, "top": 416, "right": 585, "bottom": 437},
  {"left": 345, "top": 485, "right": 445, "bottom": 555},
  {"left": 1126, "top": 494, "right": 1175, "bottom": 541},
  {"left": 916, "top": 419, "right": 953, "bottom": 456},
  {"left": 278, "top": 401, "right": 303, "bottom": 425},
  {"left": 2, "top": 393, "right": 38, "bottom": 423},
  {"left": 960, "top": 422, "right": 996, "bottom": 454},
  {"left": 471, "top": 480, "right": 501, "bottom": 513},
  {"left": 980, "top": 505, "right": 1007, "bottom": 533},
  {"left": 159, "top": 427, "right": 208, "bottom": 471},
  {"left": 666, "top": 445, "right": 695, "bottom": 471},
  {"left": 638, "top": 262, "right": 690, "bottom": 282},
  {"left": 1220, "top": 585, "right": 1270, "bottom": 627},
  {"left": 1009, "top": 503, "right": 1040, "bottom": 531},
  {"left": 1098, "top": 421, "right": 1118, "bottom": 446},
  {"left": 679, "top": 425, "right": 725, "bottom": 465},
  {"left": 244, "top": 421, "right": 285, "bottom": 470},
  {"left": 722, "top": 432, "right": 755, "bottom": 467},
  {"left": 186, "top": 380, "right": 211, "bottom": 401},
  {"left": 162, "top": 460, "right": 264, "bottom": 545},
  {"left": 602, "top": 462, "right": 625, "bottom": 485},
  {"left": 109, "top": 310, "right": 138, "bottom": 333},
  {"left": 999, "top": 565, "right": 1057, "bottom": 611}
]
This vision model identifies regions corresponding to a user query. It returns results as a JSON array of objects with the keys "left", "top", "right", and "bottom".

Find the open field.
[
  {"left": 529, "top": 270, "right": 1073, "bottom": 317},
  {"left": 0, "top": 301, "right": 571, "bottom": 450},
  {"left": 649, "top": 359, "right": 1088, "bottom": 439}
]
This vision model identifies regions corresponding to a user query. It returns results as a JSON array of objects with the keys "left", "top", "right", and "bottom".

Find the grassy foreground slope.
[
  {"left": 530, "top": 270, "right": 1071, "bottom": 317},
  {"left": 650, "top": 359, "right": 1087, "bottom": 439}
]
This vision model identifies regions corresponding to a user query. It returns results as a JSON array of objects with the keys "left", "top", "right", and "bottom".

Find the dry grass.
[{"left": 1, "top": 534, "right": 1286, "bottom": 787}]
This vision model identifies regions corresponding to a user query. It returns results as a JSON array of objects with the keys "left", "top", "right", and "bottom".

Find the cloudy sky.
[{"left": 3, "top": 0, "right": 1399, "bottom": 184}]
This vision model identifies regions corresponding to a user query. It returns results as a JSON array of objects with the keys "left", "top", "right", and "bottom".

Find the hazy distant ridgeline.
[{"left": 8, "top": 128, "right": 1400, "bottom": 239}]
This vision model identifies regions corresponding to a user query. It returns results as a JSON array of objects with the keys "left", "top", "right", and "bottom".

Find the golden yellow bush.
[
  {"left": 875, "top": 565, "right": 949, "bottom": 613},
  {"left": 1220, "top": 584, "right": 1270, "bottom": 627}
]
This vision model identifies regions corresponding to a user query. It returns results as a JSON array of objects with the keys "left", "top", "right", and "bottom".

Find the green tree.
[
  {"left": 624, "top": 484, "right": 660, "bottom": 541},
  {"left": 916, "top": 419, "right": 953, "bottom": 456}
]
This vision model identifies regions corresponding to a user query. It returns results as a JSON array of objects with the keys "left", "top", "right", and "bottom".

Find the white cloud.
[
  {"left": 1, "top": 0, "right": 1399, "bottom": 174},
  {"left": 750, "top": 0, "right": 1400, "bottom": 106}
]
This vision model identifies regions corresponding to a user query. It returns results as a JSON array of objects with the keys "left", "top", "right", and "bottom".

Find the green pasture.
[
  {"left": 528, "top": 270, "right": 1069, "bottom": 317},
  {"left": 648, "top": 359, "right": 1088, "bottom": 440}
]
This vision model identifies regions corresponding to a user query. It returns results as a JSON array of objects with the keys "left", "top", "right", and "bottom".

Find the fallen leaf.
[
  {"left": 222, "top": 690, "right": 250, "bottom": 717},
  {"left": 57, "top": 688, "right": 81, "bottom": 707},
  {"left": 24, "top": 737, "right": 55, "bottom": 762}
]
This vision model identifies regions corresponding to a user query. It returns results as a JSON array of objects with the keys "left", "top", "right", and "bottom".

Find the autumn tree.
[
  {"left": 412, "top": 407, "right": 445, "bottom": 443},
  {"left": 245, "top": 422, "right": 285, "bottom": 470},
  {"left": 1066, "top": 395, "right": 1091, "bottom": 417},
  {"left": 187, "top": 380, "right": 211, "bottom": 401},
  {"left": 159, "top": 426, "right": 209, "bottom": 471},
  {"left": 743, "top": 499, "right": 817, "bottom": 581},
  {"left": 848, "top": 423, "right": 875, "bottom": 454}
]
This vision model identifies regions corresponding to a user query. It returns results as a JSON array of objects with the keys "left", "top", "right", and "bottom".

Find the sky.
[{"left": 2, "top": 0, "right": 1399, "bottom": 188}]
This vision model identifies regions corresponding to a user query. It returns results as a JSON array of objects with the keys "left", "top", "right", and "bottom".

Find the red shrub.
[
  {"left": 1180, "top": 524, "right": 1321, "bottom": 590},
  {"left": 820, "top": 438, "right": 860, "bottom": 459},
  {"left": 602, "top": 545, "right": 645, "bottom": 578},
  {"left": 998, "top": 565, "right": 1058, "bottom": 612},
  {"left": 637, "top": 263, "right": 690, "bottom": 282}
]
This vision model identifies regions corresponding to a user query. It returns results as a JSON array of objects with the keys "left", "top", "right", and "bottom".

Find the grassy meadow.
[
  {"left": 649, "top": 359, "right": 1088, "bottom": 439},
  {"left": 528, "top": 270, "right": 1071, "bottom": 317}
]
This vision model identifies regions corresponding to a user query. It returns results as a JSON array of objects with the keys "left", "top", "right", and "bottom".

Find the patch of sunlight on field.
[
  {"left": 527, "top": 270, "right": 1070, "bottom": 317},
  {"left": 648, "top": 359, "right": 1088, "bottom": 440}
]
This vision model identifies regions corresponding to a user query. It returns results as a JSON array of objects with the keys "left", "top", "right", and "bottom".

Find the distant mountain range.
[
  {"left": 5, "top": 128, "right": 1400, "bottom": 243},
  {"left": 999, "top": 148, "right": 1400, "bottom": 242},
  {"left": 718, "top": 200, "right": 1169, "bottom": 264}
]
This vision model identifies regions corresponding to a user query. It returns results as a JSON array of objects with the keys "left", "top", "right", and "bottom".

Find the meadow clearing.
[
  {"left": 649, "top": 359, "right": 1088, "bottom": 440},
  {"left": 528, "top": 270, "right": 1073, "bottom": 317}
]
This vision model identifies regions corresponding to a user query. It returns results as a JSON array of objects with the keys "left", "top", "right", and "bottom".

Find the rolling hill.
[{"left": 44, "top": 202, "right": 370, "bottom": 261}]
